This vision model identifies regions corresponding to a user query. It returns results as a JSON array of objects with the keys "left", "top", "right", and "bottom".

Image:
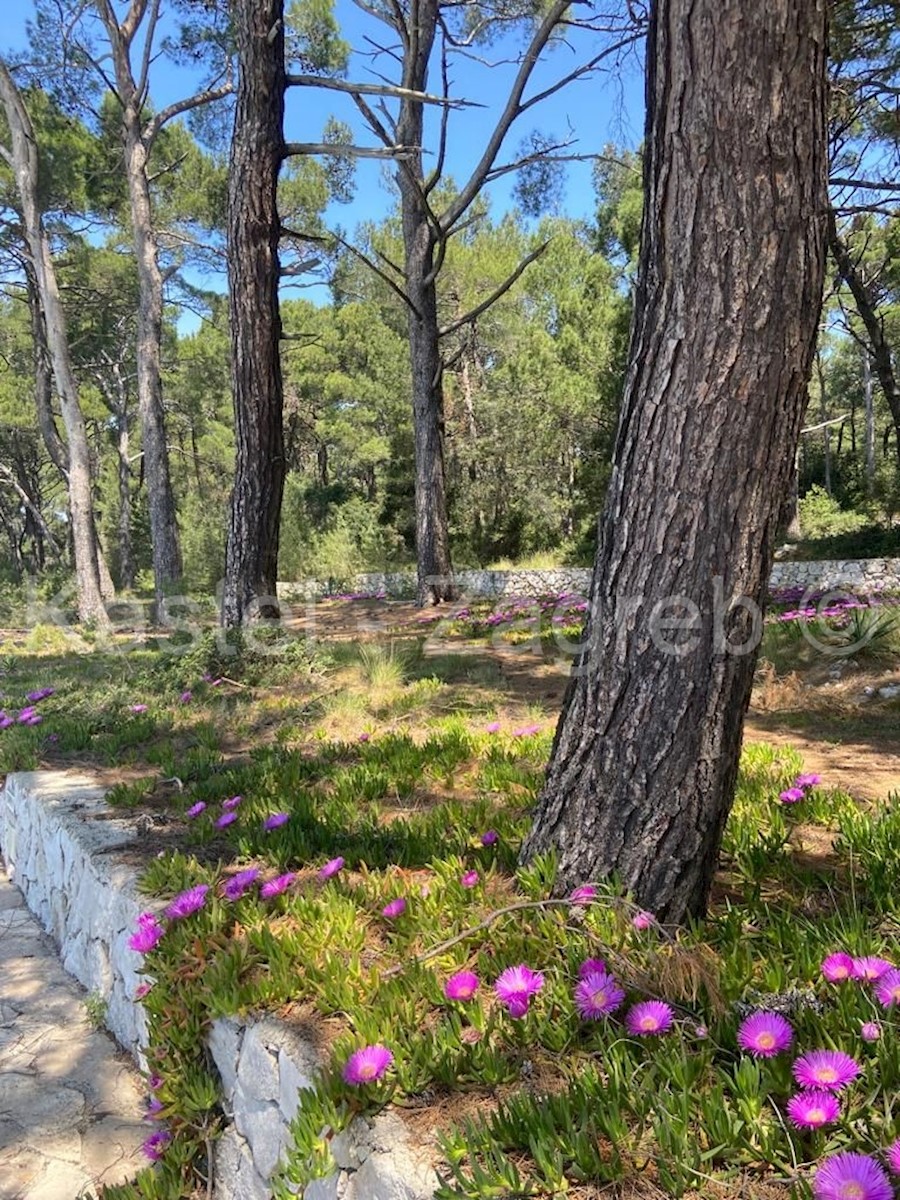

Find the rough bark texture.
[
  {"left": 521, "top": 0, "right": 828, "bottom": 923},
  {"left": 827, "top": 207, "right": 900, "bottom": 472},
  {"left": 221, "top": 0, "right": 286, "bottom": 627},
  {"left": 395, "top": 0, "right": 456, "bottom": 606},
  {"left": 98, "top": 2, "right": 183, "bottom": 609},
  {"left": 0, "top": 61, "right": 108, "bottom": 626}
]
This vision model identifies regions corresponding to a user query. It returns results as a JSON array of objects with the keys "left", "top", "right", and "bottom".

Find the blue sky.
[{"left": 2, "top": 0, "right": 645, "bottom": 320}]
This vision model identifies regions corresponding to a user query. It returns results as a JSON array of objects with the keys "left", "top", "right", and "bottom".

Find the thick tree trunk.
[
  {"left": 0, "top": 61, "right": 109, "bottom": 627},
  {"left": 395, "top": 0, "right": 455, "bottom": 606},
  {"left": 117, "top": 415, "right": 135, "bottom": 590},
  {"left": 521, "top": 0, "right": 828, "bottom": 923},
  {"left": 123, "top": 121, "right": 183, "bottom": 604},
  {"left": 221, "top": 0, "right": 286, "bottom": 628},
  {"left": 862, "top": 348, "right": 875, "bottom": 495},
  {"left": 827, "top": 207, "right": 900, "bottom": 474}
]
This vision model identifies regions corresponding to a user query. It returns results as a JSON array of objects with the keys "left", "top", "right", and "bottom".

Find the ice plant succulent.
[
  {"left": 574, "top": 970, "right": 625, "bottom": 1020},
  {"left": 852, "top": 956, "right": 893, "bottom": 982},
  {"left": 222, "top": 869, "right": 260, "bottom": 901},
  {"left": 263, "top": 812, "right": 289, "bottom": 831},
  {"left": 632, "top": 910, "right": 655, "bottom": 930},
  {"left": 786, "top": 1090, "right": 841, "bottom": 1130},
  {"left": 185, "top": 802, "right": 206, "bottom": 818},
  {"left": 578, "top": 957, "right": 607, "bottom": 978},
  {"left": 822, "top": 952, "right": 855, "bottom": 983},
  {"left": 381, "top": 898, "right": 406, "bottom": 918},
  {"left": 569, "top": 885, "right": 596, "bottom": 905},
  {"left": 860, "top": 1022, "right": 881, "bottom": 1043},
  {"left": 494, "top": 965, "right": 544, "bottom": 1018},
  {"left": 779, "top": 786, "right": 805, "bottom": 804},
  {"left": 342, "top": 1044, "right": 393, "bottom": 1086},
  {"left": 480, "top": 829, "right": 498, "bottom": 846},
  {"left": 141, "top": 1130, "right": 171, "bottom": 1162},
  {"left": 887, "top": 1140, "right": 900, "bottom": 1176},
  {"left": 460, "top": 870, "right": 479, "bottom": 888},
  {"left": 215, "top": 811, "right": 237, "bottom": 829},
  {"left": 625, "top": 1000, "right": 674, "bottom": 1036},
  {"left": 793, "top": 1049, "right": 861, "bottom": 1091},
  {"left": 737, "top": 1012, "right": 794, "bottom": 1058},
  {"left": 222, "top": 795, "right": 242, "bottom": 811},
  {"left": 812, "top": 1152, "right": 893, "bottom": 1200},
  {"left": 444, "top": 971, "right": 480, "bottom": 1001},
  {"left": 128, "top": 912, "right": 165, "bottom": 954}
]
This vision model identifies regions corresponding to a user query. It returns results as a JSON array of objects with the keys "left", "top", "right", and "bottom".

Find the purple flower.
[
  {"left": 485, "top": 722, "right": 501, "bottom": 734},
  {"left": 779, "top": 787, "right": 805, "bottom": 804},
  {"left": 263, "top": 812, "right": 289, "bottom": 831},
  {"left": 25, "top": 714, "right": 43, "bottom": 726},
  {"left": 480, "top": 830, "right": 499, "bottom": 846},
  {"left": 215, "top": 811, "right": 237, "bottom": 829},
  {"left": 874, "top": 968, "right": 900, "bottom": 1008},
  {"left": 860, "top": 1022, "right": 881, "bottom": 1043},
  {"left": 887, "top": 1140, "right": 900, "bottom": 1176},
  {"left": 318, "top": 856, "right": 345, "bottom": 880},
  {"left": 27, "top": 688, "right": 54, "bottom": 702},
  {"left": 180, "top": 690, "right": 192, "bottom": 704},
  {"left": 222, "top": 869, "right": 260, "bottom": 901},
  {"left": 786, "top": 1090, "right": 841, "bottom": 1130},
  {"left": 260, "top": 873, "right": 296, "bottom": 899},
  {"left": 796, "top": 773, "right": 821, "bottom": 788},
  {"left": 793, "top": 1049, "right": 861, "bottom": 1091},
  {"left": 852, "top": 956, "right": 894, "bottom": 981},
  {"left": 164, "top": 884, "right": 209, "bottom": 921},
  {"left": 0, "top": 717, "right": 13, "bottom": 729},
  {"left": 130, "top": 703, "right": 149, "bottom": 714},
  {"left": 148, "top": 1074, "right": 163, "bottom": 1091},
  {"left": 578, "top": 957, "right": 607, "bottom": 978},
  {"left": 342, "top": 1044, "right": 393, "bottom": 1085},
  {"left": 128, "top": 912, "right": 166, "bottom": 954},
  {"left": 494, "top": 964, "right": 544, "bottom": 1018},
  {"left": 186, "top": 802, "right": 207, "bottom": 818},
  {"left": 821, "top": 952, "right": 855, "bottom": 983},
  {"left": 575, "top": 970, "right": 625, "bottom": 1020},
  {"left": 460, "top": 870, "right": 479, "bottom": 888},
  {"left": 512, "top": 724, "right": 540, "bottom": 737},
  {"left": 144, "top": 1096, "right": 165, "bottom": 1122},
  {"left": 737, "top": 1012, "right": 794, "bottom": 1058},
  {"left": 358, "top": 732, "right": 371, "bottom": 742},
  {"left": 17, "top": 707, "right": 35, "bottom": 723},
  {"left": 445, "top": 971, "right": 480, "bottom": 1001},
  {"left": 134, "top": 983, "right": 152, "bottom": 1000},
  {"left": 381, "top": 897, "right": 406, "bottom": 919},
  {"left": 813, "top": 1152, "right": 893, "bottom": 1200},
  {"left": 624, "top": 1000, "right": 675, "bottom": 1036},
  {"left": 222, "top": 795, "right": 242, "bottom": 811},
  {"left": 632, "top": 910, "right": 655, "bottom": 931},
  {"left": 141, "top": 1130, "right": 171, "bottom": 1162},
  {"left": 569, "top": 885, "right": 597, "bottom": 906}
]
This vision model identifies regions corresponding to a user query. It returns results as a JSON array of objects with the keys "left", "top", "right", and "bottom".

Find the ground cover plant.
[{"left": 1, "top": 614, "right": 899, "bottom": 1200}]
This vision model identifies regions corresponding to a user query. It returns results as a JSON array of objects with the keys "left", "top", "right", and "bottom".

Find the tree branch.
[
  {"left": 283, "top": 141, "right": 417, "bottom": 160},
  {"left": 438, "top": 241, "right": 550, "bottom": 338},
  {"left": 145, "top": 77, "right": 234, "bottom": 145},
  {"left": 285, "top": 73, "right": 476, "bottom": 107}
]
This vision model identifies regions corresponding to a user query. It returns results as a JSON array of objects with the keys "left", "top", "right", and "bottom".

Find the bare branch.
[
  {"left": 145, "top": 77, "right": 234, "bottom": 145},
  {"left": 283, "top": 141, "right": 416, "bottom": 160},
  {"left": 439, "top": 241, "right": 550, "bottom": 338},
  {"left": 285, "top": 73, "right": 476, "bottom": 107},
  {"left": 136, "top": 0, "right": 161, "bottom": 105}
]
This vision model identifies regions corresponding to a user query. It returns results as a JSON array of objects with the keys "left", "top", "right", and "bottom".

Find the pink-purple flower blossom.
[
  {"left": 737, "top": 1012, "right": 794, "bottom": 1058},
  {"left": 624, "top": 1000, "right": 674, "bottom": 1036},
  {"left": 318, "top": 856, "right": 345, "bottom": 880},
  {"left": 796, "top": 773, "right": 821, "bottom": 788},
  {"left": 222, "top": 795, "right": 242, "bottom": 811},
  {"left": 260, "top": 873, "right": 296, "bottom": 899},
  {"left": 779, "top": 787, "right": 805, "bottom": 804},
  {"left": 180, "top": 691, "right": 192, "bottom": 704},
  {"left": 578, "top": 957, "right": 607, "bottom": 978},
  {"left": 222, "top": 869, "right": 260, "bottom": 901},
  {"left": 342, "top": 1044, "right": 393, "bottom": 1085},
  {"left": 821, "top": 952, "right": 855, "bottom": 983},
  {"left": 165, "top": 885, "right": 209, "bottom": 920},
  {"left": 141, "top": 1130, "right": 171, "bottom": 1161},
  {"left": 574, "top": 970, "right": 625, "bottom": 1020},
  {"left": 128, "top": 912, "right": 166, "bottom": 954},
  {"left": 852, "top": 956, "right": 893, "bottom": 981},
  {"left": 215, "top": 811, "right": 237, "bottom": 829},
  {"left": 887, "top": 1140, "right": 900, "bottom": 1176},
  {"left": 813, "top": 1152, "right": 893, "bottom": 1200},
  {"left": 460, "top": 870, "right": 479, "bottom": 888},
  {"left": 444, "top": 971, "right": 480, "bottom": 1001},
  {"left": 480, "top": 830, "right": 498, "bottom": 846},
  {"left": 263, "top": 812, "right": 289, "bottom": 831},
  {"left": 861, "top": 1022, "right": 882, "bottom": 1043},
  {"left": 874, "top": 968, "right": 900, "bottom": 1008},
  {"left": 130, "top": 703, "right": 148, "bottom": 714},
  {"left": 185, "top": 802, "right": 206, "bottom": 818},
  {"left": 632, "top": 910, "right": 655, "bottom": 930},
  {"left": 494, "top": 964, "right": 544, "bottom": 1018},
  {"left": 568, "top": 885, "right": 597, "bottom": 905},
  {"left": 786, "top": 1090, "right": 841, "bottom": 1130},
  {"left": 793, "top": 1049, "right": 861, "bottom": 1091},
  {"left": 484, "top": 722, "right": 501, "bottom": 734},
  {"left": 381, "top": 897, "right": 406, "bottom": 919}
]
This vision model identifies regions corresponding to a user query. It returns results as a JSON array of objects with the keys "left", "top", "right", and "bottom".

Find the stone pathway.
[{"left": 0, "top": 862, "right": 147, "bottom": 1199}]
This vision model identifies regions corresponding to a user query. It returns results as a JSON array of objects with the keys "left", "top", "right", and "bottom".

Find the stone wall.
[
  {"left": 278, "top": 558, "right": 900, "bottom": 603},
  {"left": 0, "top": 772, "right": 438, "bottom": 1200}
]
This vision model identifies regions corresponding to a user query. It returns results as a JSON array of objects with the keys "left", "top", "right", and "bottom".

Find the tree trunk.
[
  {"left": 0, "top": 61, "right": 109, "bottom": 626},
  {"left": 117, "top": 415, "right": 135, "bottom": 590},
  {"left": 396, "top": 0, "right": 456, "bottom": 606},
  {"left": 862, "top": 347, "right": 875, "bottom": 496},
  {"left": 221, "top": 0, "right": 286, "bottom": 628},
  {"left": 520, "top": 0, "right": 828, "bottom": 924},
  {"left": 827, "top": 207, "right": 900, "bottom": 474}
]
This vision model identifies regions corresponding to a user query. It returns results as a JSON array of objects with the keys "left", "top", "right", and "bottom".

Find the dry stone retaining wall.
[
  {"left": 0, "top": 772, "right": 438, "bottom": 1200},
  {"left": 278, "top": 558, "right": 900, "bottom": 602}
]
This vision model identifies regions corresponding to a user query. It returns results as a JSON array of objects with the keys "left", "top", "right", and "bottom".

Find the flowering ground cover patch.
[{"left": 2, "top": 623, "right": 900, "bottom": 1200}]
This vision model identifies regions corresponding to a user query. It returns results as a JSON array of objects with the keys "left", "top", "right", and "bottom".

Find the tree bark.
[
  {"left": 96, "top": 2, "right": 183, "bottom": 610},
  {"left": 521, "top": 0, "right": 828, "bottom": 923},
  {"left": 827, "top": 206, "right": 900, "bottom": 473},
  {"left": 221, "top": 0, "right": 286, "bottom": 627},
  {"left": 862, "top": 346, "right": 875, "bottom": 495},
  {"left": 0, "top": 61, "right": 109, "bottom": 626},
  {"left": 395, "top": 0, "right": 455, "bottom": 605}
]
